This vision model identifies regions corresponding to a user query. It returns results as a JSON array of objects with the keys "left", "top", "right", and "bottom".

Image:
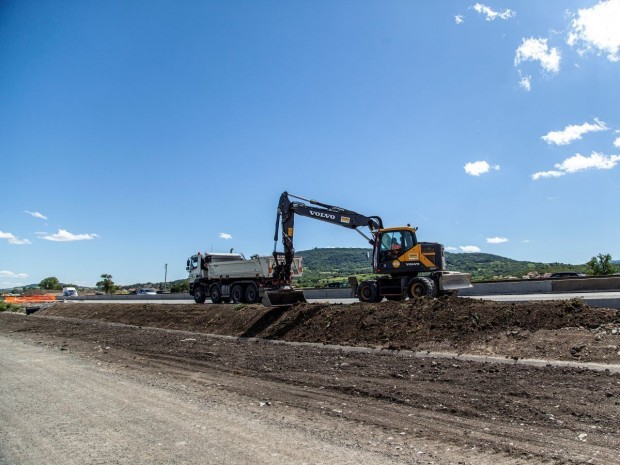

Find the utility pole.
[{"left": 163, "top": 263, "right": 168, "bottom": 292}]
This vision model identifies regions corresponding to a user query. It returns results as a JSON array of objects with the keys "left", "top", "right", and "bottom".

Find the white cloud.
[
  {"left": 0, "top": 231, "right": 31, "bottom": 245},
  {"left": 532, "top": 170, "right": 565, "bottom": 180},
  {"left": 455, "top": 15, "right": 464, "bottom": 25},
  {"left": 460, "top": 245, "right": 481, "bottom": 253},
  {"left": 541, "top": 119, "right": 608, "bottom": 145},
  {"left": 0, "top": 270, "right": 28, "bottom": 279},
  {"left": 36, "top": 229, "right": 99, "bottom": 242},
  {"left": 486, "top": 236, "right": 508, "bottom": 244},
  {"left": 567, "top": 0, "right": 620, "bottom": 62},
  {"left": 613, "top": 136, "right": 620, "bottom": 148},
  {"left": 471, "top": 3, "right": 515, "bottom": 21},
  {"left": 555, "top": 152, "right": 620, "bottom": 173},
  {"left": 219, "top": 232, "right": 233, "bottom": 240},
  {"left": 464, "top": 161, "right": 500, "bottom": 176},
  {"left": 515, "top": 37, "right": 561, "bottom": 74},
  {"left": 532, "top": 152, "right": 620, "bottom": 180},
  {"left": 25, "top": 210, "right": 48, "bottom": 220},
  {"left": 445, "top": 246, "right": 459, "bottom": 252},
  {"left": 518, "top": 74, "right": 532, "bottom": 91}
]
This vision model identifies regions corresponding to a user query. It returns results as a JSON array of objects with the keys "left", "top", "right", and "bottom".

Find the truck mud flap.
[
  {"left": 262, "top": 290, "right": 307, "bottom": 307},
  {"left": 437, "top": 271, "right": 472, "bottom": 291}
]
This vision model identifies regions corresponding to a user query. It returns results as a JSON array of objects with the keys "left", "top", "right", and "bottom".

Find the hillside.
[
  {"left": 2, "top": 249, "right": 593, "bottom": 294},
  {"left": 295, "top": 247, "right": 588, "bottom": 284}
]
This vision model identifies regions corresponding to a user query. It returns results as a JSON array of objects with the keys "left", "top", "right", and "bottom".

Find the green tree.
[
  {"left": 170, "top": 280, "right": 189, "bottom": 293},
  {"left": 96, "top": 274, "right": 116, "bottom": 294},
  {"left": 586, "top": 253, "right": 616, "bottom": 276},
  {"left": 39, "top": 276, "right": 61, "bottom": 290}
]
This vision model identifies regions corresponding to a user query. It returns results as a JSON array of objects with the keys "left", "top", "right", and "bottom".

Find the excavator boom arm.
[{"left": 272, "top": 192, "right": 382, "bottom": 282}]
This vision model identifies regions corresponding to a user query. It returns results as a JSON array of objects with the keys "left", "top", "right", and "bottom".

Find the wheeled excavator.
[{"left": 267, "top": 192, "right": 471, "bottom": 305}]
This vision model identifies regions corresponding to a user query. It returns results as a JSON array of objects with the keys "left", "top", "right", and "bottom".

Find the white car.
[{"left": 136, "top": 289, "right": 158, "bottom": 295}]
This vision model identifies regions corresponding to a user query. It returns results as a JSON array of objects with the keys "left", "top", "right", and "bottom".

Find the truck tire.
[
  {"left": 407, "top": 277, "right": 437, "bottom": 298},
  {"left": 244, "top": 283, "right": 259, "bottom": 304},
  {"left": 194, "top": 285, "right": 207, "bottom": 304},
  {"left": 231, "top": 284, "right": 244, "bottom": 304},
  {"left": 358, "top": 281, "right": 380, "bottom": 303},
  {"left": 209, "top": 284, "right": 223, "bottom": 304}
]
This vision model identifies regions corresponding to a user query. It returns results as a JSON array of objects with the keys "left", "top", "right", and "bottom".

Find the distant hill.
[
  {"left": 295, "top": 247, "right": 588, "bottom": 283},
  {"left": 1, "top": 249, "right": 594, "bottom": 293}
]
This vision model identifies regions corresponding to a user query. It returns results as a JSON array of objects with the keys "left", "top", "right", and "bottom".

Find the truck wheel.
[
  {"left": 358, "top": 281, "right": 379, "bottom": 303},
  {"left": 194, "top": 285, "right": 207, "bottom": 304},
  {"left": 231, "top": 284, "right": 244, "bottom": 304},
  {"left": 209, "top": 284, "right": 222, "bottom": 304},
  {"left": 407, "top": 277, "right": 437, "bottom": 298},
  {"left": 244, "top": 283, "right": 259, "bottom": 304}
]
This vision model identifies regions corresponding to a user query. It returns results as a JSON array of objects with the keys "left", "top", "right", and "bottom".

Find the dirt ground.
[
  {"left": 37, "top": 295, "right": 620, "bottom": 363},
  {"left": 2, "top": 296, "right": 620, "bottom": 464}
]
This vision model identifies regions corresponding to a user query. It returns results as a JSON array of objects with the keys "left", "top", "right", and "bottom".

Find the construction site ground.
[{"left": 2, "top": 296, "right": 620, "bottom": 464}]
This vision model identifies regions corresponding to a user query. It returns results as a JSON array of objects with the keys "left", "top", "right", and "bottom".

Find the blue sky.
[{"left": 2, "top": 0, "right": 619, "bottom": 288}]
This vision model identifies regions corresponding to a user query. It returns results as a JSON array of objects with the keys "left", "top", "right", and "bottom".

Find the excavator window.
[{"left": 378, "top": 230, "right": 417, "bottom": 261}]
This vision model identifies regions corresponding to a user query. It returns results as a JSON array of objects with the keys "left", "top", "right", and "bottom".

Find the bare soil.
[
  {"left": 2, "top": 296, "right": 620, "bottom": 464},
  {"left": 36, "top": 296, "right": 620, "bottom": 363}
]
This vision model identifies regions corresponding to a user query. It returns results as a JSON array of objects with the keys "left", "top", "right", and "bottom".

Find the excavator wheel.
[
  {"left": 407, "top": 277, "right": 437, "bottom": 299},
  {"left": 194, "top": 285, "right": 207, "bottom": 304},
  {"left": 358, "top": 281, "right": 381, "bottom": 303}
]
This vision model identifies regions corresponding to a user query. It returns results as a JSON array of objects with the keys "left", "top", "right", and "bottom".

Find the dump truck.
[{"left": 187, "top": 252, "right": 303, "bottom": 305}]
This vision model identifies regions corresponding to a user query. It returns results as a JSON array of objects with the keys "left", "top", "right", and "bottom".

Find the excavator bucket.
[
  {"left": 262, "top": 289, "right": 307, "bottom": 307},
  {"left": 438, "top": 271, "right": 473, "bottom": 291}
]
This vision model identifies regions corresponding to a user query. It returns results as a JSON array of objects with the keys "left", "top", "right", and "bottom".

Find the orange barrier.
[{"left": 4, "top": 294, "right": 57, "bottom": 304}]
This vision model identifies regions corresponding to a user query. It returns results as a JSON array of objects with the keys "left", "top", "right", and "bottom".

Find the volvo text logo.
[{"left": 309, "top": 210, "right": 336, "bottom": 220}]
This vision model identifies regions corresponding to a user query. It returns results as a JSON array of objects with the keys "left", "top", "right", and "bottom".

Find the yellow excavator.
[{"left": 267, "top": 192, "right": 471, "bottom": 304}]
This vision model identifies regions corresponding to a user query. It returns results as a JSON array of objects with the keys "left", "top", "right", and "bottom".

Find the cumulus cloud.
[
  {"left": 36, "top": 229, "right": 99, "bottom": 242},
  {"left": 464, "top": 161, "right": 500, "bottom": 176},
  {"left": 614, "top": 135, "right": 620, "bottom": 148},
  {"left": 219, "top": 232, "right": 233, "bottom": 240},
  {"left": 486, "top": 236, "right": 508, "bottom": 244},
  {"left": 515, "top": 37, "right": 561, "bottom": 74},
  {"left": 567, "top": 0, "right": 620, "bottom": 62},
  {"left": 541, "top": 119, "right": 608, "bottom": 145},
  {"left": 0, "top": 270, "right": 28, "bottom": 279},
  {"left": 25, "top": 211, "right": 48, "bottom": 220},
  {"left": 0, "top": 231, "right": 31, "bottom": 245},
  {"left": 532, "top": 152, "right": 620, "bottom": 180},
  {"left": 455, "top": 15, "right": 464, "bottom": 24},
  {"left": 556, "top": 152, "right": 620, "bottom": 172},
  {"left": 471, "top": 3, "right": 515, "bottom": 21},
  {"left": 460, "top": 245, "right": 481, "bottom": 253}
]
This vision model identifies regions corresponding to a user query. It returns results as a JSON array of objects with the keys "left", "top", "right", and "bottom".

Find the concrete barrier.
[
  {"left": 461, "top": 276, "right": 620, "bottom": 296},
  {"left": 302, "top": 288, "right": 354, "bottom": 299},
  {"left": 551, "top": 276, "right": 620, "bottom": 292},
  {"left": 459, "top": 280, "right": 552, "bottom": 296}
]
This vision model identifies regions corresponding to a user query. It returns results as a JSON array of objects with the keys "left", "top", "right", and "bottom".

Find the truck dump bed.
[{"left": 207, "top": 256, "right": 302, "bottom": 279}]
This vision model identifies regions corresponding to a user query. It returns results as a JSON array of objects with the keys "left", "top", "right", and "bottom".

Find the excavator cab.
[{"left": 373, "top": 227, "right": 444, "bottom": 275}]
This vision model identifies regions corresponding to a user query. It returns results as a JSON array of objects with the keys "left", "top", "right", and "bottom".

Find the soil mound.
[{"left": 39, "top": 296, "right": 619, "bottom": 355}]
